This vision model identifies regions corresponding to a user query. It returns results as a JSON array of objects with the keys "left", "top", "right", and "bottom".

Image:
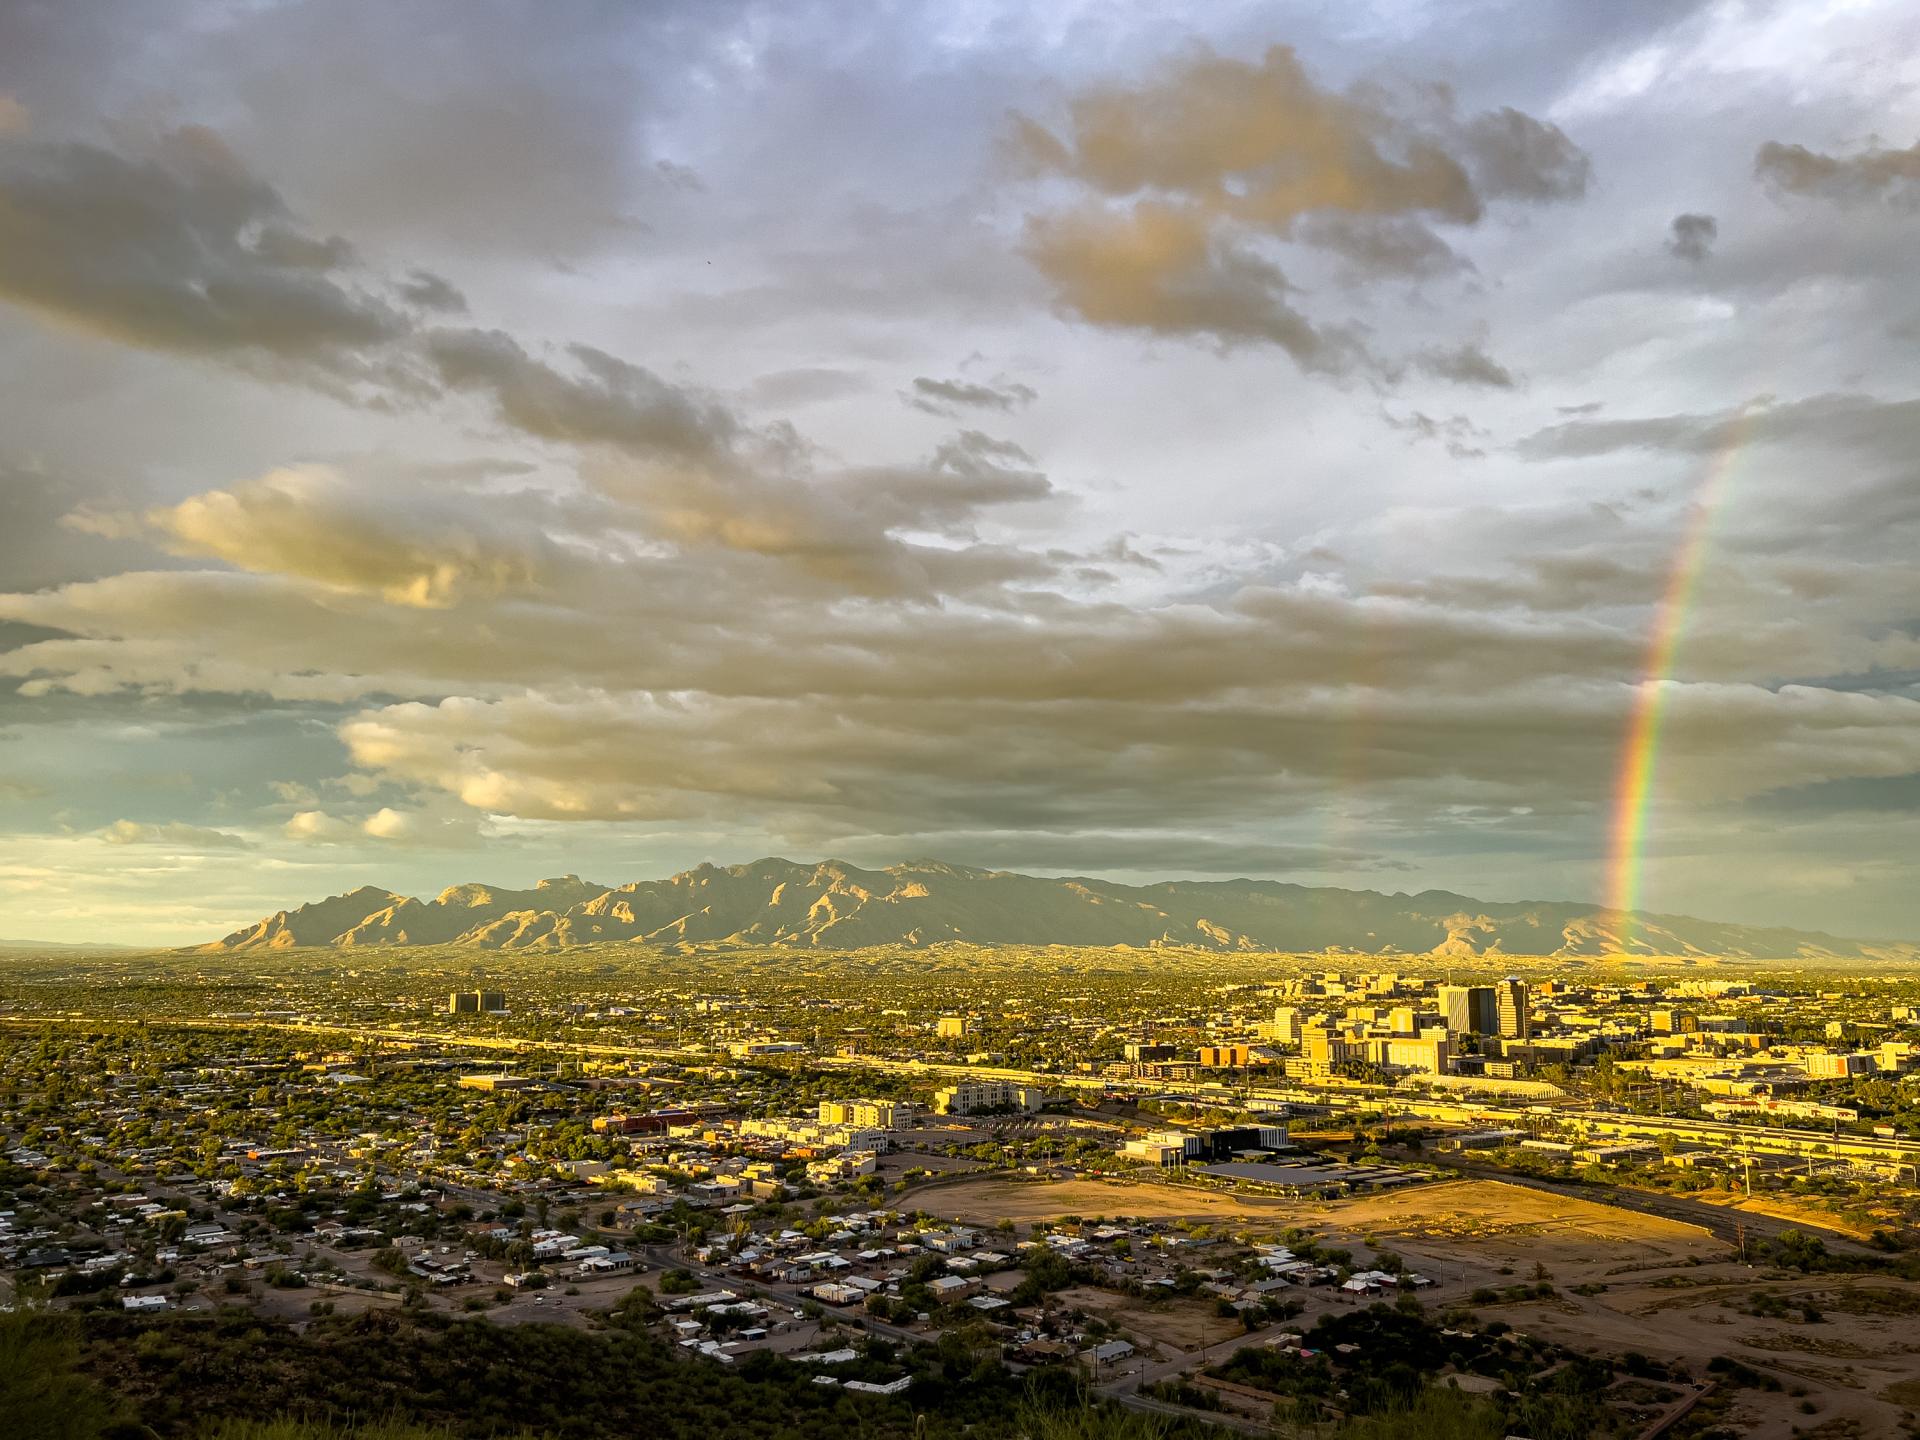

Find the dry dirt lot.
[
  {"left": 924, "top": 1176, "right": 1920, "bottom": 1437},
  {"left": 1053, "top": 1285, "right": 1244, "bottom": 1353},
  {"left": 1690, "top": 1190, "right": 1890, "bottom": 1242},
  {"left": 1303, "top": 1178, "right": 1714, "bottom": 1269},
  {"left": 919, "top": 1174, "right": 1707, "bottom": 1252},
  {"left": 917, "top": 1174, "right": 1320, "bottom": 1226}
]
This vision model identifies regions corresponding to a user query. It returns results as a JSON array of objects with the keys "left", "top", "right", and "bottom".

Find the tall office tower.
[
  {"left": 1439, "top": 985, "right": 1500, "bottom": 1035},
  {"left": 1271, "top": 1007, "right": 1302, "bottom": 1045},
  {"left": 1495, "top": 977, "right": 1531, "bottom": 1040}
]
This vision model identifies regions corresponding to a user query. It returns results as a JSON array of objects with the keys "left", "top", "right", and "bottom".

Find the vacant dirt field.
[
  {"left": 1690, "top": 1190, "right": 1890, "bottom": 1242},
  {"left": 917, "top": 1174, "right": 1308, "bottom": 1225},
  {"left": 1054, "top": 1285, "right": 1244, "bottom": 1352},
  {"left": 920, "top": 1175, "right": 1920, "bottom": 1435},
  {"left": 1308, "top": 1178, "right": 1714, "bottom": 1264},
  {"left": 921, "top": 1174, "right": 1706, "bottom": 1248}
]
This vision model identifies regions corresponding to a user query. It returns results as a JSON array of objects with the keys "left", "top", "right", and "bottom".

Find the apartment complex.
[
  {"left": 933, "top": 1078, "right": 1049, "bottom": 1115},
  {"left": 816, "top": 1099, "right": 914, "bottom": 1130}
]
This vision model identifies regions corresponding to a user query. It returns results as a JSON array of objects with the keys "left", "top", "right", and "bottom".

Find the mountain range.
[{"left": 201, "top": 857, "right": 1912, "bottom": 960}]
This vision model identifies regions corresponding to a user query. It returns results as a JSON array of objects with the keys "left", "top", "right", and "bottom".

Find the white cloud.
[{"left": 99, "top": 818, "right": 253, "bottom": 850}]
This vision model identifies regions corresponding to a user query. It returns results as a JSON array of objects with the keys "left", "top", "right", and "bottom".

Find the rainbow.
[{"left": 1603, "top": 405, "right": 1758, "bottom": 950}]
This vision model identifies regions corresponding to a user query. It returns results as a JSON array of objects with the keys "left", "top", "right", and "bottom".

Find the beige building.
[
  {"left": 934, "top": 1078, "right": 1047, "bottom": 1114},
  {"left": 1494, "top": 978, "right": 1531, "bottom": 1040},
  {"left": 1269, "top": 1007, "right": 1302, "bottom": 1046},
  {"left": 1372, "top": 1033, "right": 1452, "bottom": 1075},
  {"left": 1198, "top": 1044, "right": 1253, "bottom": 1068},
  {"left": 817, "top": 1098, "right": 912, "bottom": 1130}
]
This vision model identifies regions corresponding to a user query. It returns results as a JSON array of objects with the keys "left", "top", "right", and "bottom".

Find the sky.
[{"left": 1, "top": 0, "right": 1918, "bottom": 946}]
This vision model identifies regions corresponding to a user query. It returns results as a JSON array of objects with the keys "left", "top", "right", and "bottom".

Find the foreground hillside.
[{"left": 202, "top": 858, "right": 1912, "bottom": 960}]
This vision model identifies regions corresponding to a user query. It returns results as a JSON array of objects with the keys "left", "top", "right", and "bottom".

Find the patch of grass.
[{"left": 1879, "top": 1377, "right": 1920, "bottom": 1407}]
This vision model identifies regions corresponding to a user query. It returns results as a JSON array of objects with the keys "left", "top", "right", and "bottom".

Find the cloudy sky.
[{"left": 1, "top": 0, "right": 1918, "bottom": 946}]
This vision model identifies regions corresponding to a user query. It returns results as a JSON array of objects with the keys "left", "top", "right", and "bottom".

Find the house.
[
  {"left": 579, "top": 1252, "right": 634, "bottom": 1275},
  {"left": 666, "top": 1290, "right": 739, "bottom": 1311},
  {"left": 919, "top": 1227, "right": 979, "bottom": 1253}
]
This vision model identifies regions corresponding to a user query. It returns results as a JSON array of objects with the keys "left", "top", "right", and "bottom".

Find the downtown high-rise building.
[
  {"left": 1437, "top": 984, "right": 1499, "bottom": 1035},
  {"left": 1494, "top": 977, "right": 1531, "bottom": 1040}
]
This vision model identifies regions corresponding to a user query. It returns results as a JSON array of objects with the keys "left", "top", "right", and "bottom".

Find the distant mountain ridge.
[
  {"left": 0, "top": 937, "right": 139, "bottom": 953},
  {"left": 201, "top": 857, "right": 1914, "bottom": 961}
]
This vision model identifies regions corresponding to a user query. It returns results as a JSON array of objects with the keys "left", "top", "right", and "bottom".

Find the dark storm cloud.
[
  {"left": 421, "top": 328, "right": 1055, "bottom": 589},
  {"left": 1381, "top": 410, "right": 1489, "bottom": 460},
  {"left": 1458, "top": 107, "right": 1592, "bottom": 202},
  {"left": 1756, "top": 136, "right": 1920, "bottom": 206},
  {"left": 0, "top": 118, "right": 1059, "bottom": 598},
  {"left": 837, "top": 829, "right": 1410, "bottom": 876},
  {"left": 0, "top": 119, "right": 1034, "bottom": 589},
  {"left": 397, "top": 271, "right": 468, "bottom": 314},
  {"left": 1512, "top": 394, "right": 1920, "bottom": 577},
  {"left": 837, "top": 431, "right": 1052, "bottom": 531},
  {"left": 425, "top": 328, "right": 742, "bottom": 467},
  {"left": 1294, "top": 213, "right": 1468, "bottom": 281},
  {"left": 905, "top": 375, "right": 1038, "bottom": 417},
  {"left": 1667, "top": 212, "right": 1717, "bottom": 262},
  {"left": 0, "top": 126, "right": 408, "bottom": 378},
  {"left": 1516, "top": 392, "right": 1920, "bottom": 462},
  {"left": 1411, "top": 342, "right": 1517, "bottom": 389}
]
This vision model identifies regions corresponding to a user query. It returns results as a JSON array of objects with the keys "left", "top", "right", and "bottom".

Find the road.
[{"left": 1105, "top": 1386, "right": 1273, "bottom": 1435}]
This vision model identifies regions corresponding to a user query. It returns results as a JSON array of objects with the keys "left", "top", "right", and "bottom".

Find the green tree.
[{"left": 0, "top": 1311, "right": 116, "bottom": 1440}]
